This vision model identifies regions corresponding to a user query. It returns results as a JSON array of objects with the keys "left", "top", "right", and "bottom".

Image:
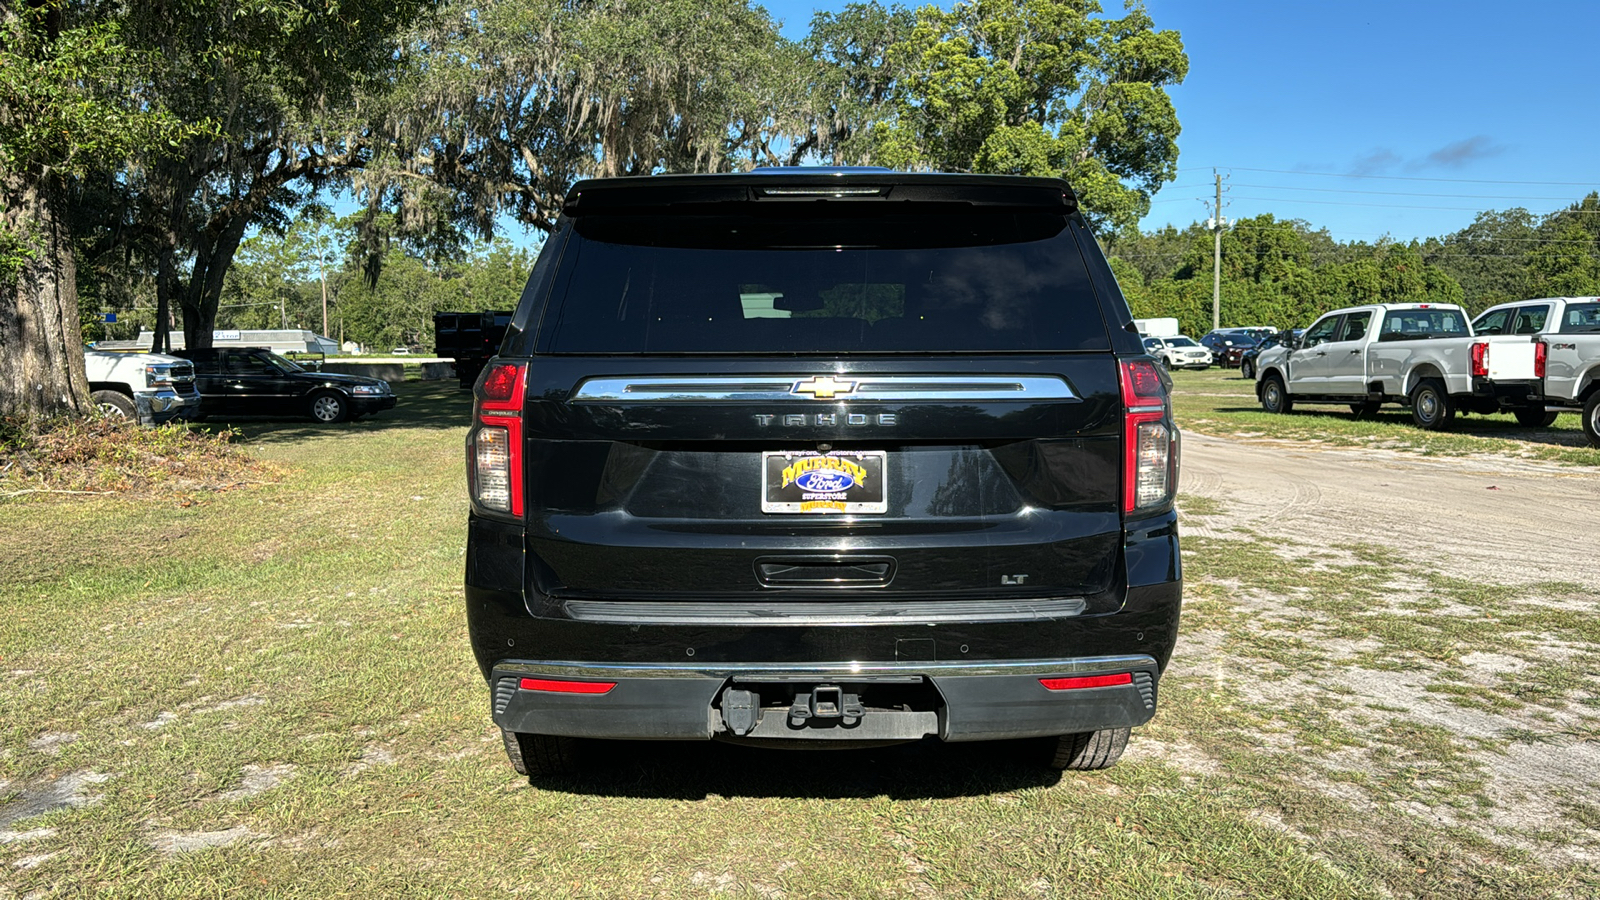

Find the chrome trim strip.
[
  {"left": 563, "top": 597, "right": 1086, "bottom": 626},
  {"left": 570, "top": 375, "right": 1078, "bottom": 403},
  {"left": 492, "top": 654, "right": 1157, "bottom": 681}
]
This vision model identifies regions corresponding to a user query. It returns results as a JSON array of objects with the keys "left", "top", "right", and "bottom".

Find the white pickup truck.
[
  {"left": 84, "top": 348, "right": 202, "bottom": 426},
  {"left": 1472, "top": 296, "right": 1600, "bottom": 446},
  {"left": 1253, "top": 303, "right": 1545, "bottom": 430}
]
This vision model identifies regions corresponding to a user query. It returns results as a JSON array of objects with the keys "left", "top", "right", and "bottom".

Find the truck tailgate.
[{"left": 1487, "top": 340, "right": 1538, "bottom": 380}]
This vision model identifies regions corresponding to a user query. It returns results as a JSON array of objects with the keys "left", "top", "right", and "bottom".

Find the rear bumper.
[
  {"left": 489, "top": 655, "right": 1159, "bottom": 743},
  {"left": 1468, "top": 377, "right": 1542, "bottom": 408}
]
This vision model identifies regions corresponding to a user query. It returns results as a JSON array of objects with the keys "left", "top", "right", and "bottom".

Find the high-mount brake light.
[
  {"left": 1040, "top": 673, "right": 1133, "bottom": 691},
  {"left": 469, "top": 362, "right": 527, "bottom": 515},
  {"left": 519, "top": 678, "right": 617, "bottom": 695},
  {"left": 1535, "top": 340, "right": 1548, "bottom": 378},
  {"left": 1121, "top": 359, "right": 1173, "bottom": 514},
  {"left": 1470, "top": 341, "right": 1489, "bottom": 378}
]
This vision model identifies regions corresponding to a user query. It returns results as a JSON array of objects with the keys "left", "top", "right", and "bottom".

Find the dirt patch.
[
  {"left": 1179, "top": 430, "right": 1600, "bottom": 586},
  {"left": 218, "top": 764, "right": 295, "bottom": 801},
  {"left": 25, "top": 733, "right": 78, "bottom": 757},
  {"left": 0, "top": 771, "right": 112, "bottom": 829},
  {"left": 147, "top": 825, "right": 265, "bottom": 855},
  {"left": 343, "top": 746, "right": 397, "bottom": 778}
]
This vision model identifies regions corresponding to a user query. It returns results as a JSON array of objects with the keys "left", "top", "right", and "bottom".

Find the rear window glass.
[
  {"left": 535, "top": 212, "right": 1108, "bottom": 354},
  {"left": 1559, "top": 302, "right": 1600, "bottom": 333},
  {"left": 1380, "top": 308, "right": 1468, "bottom": 340}
]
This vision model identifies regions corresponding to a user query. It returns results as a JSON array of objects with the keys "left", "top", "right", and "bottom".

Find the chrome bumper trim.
[{"left": 492, "top": 654, "right": 1158, "bottom": 681}]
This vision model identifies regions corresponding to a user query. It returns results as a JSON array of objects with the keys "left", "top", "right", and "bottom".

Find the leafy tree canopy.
[{"left": 867, "top": 0, "right": 1187, "bottom": 231}]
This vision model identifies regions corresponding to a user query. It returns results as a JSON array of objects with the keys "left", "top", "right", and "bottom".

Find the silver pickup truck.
[
  {"left": 1253, "top": 303, "right": 1545, "bottom": 430},
  {"left": 1473, "top": 297, "right": 1600, "bottom": 446}
]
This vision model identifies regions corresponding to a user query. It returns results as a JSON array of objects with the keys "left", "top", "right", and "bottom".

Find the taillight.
[
  {"left": 469, "top": 361, "right": 527, "bottom": 516},
  {"left": 1470, "top": 341, "right": 1489, "bottom": 378},
  {"left": 1535, "top": 341, "right": 1547, "bottom": 378},
  {"left": 1121, "top": 359, "right": 1174, "bottom": 515}
]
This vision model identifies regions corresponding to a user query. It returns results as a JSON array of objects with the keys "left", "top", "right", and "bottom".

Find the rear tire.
[
  {"left": 91, "top": 390, "right": 136, "bottom": 420},
  {"left": 1583, "top": 392, "right": 1600, "bottom": 448},
  {"left": 1409, "top": 379, "right": 1454, "bottom": 430},
  {"left": 1240, "top": 359, "right": 1255, "bottom": 380},
  {"left": 1046, "top": 727, "right": 1130, "bottom": 771},
  {"left": 1513, "top": 407, "right": 1558, "bottom": 428},
  {"left": 501, "top": 728, "right": 583, "bottom": 778},
  {"left": 1260, "top": 374, "right": 1292, "bottom": 414}
]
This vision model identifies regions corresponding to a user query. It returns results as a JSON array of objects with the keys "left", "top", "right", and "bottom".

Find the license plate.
[{"left": 761, "top": 450, "right": 887, "bottom": 514}]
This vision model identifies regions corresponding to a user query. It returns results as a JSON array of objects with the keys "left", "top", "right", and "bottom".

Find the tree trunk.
[
  {"left": 0, "top": 170, "right": 90, "bottom": 418},
  {"left": 179, "top": 215, "right": 250, "bottom": 351}
]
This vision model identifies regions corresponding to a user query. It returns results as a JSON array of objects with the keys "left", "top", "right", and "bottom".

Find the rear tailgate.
[
  {"left": 1483, "top": 336, "right": 1540, "bottom": 380},
  {"left": 520, "top": 357, "right": 1122, "bottom": 608}
]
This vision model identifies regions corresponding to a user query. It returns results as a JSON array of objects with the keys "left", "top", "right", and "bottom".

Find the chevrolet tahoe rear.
[{"left": 462, "top": 170, "right": 1183, "bottom": 777}]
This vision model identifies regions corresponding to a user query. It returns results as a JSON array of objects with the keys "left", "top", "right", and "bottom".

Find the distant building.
[{"left": 99, "top": 329, "right": 340, "bottom": 355}]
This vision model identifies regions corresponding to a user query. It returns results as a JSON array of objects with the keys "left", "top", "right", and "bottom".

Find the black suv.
[
  {"left": 177, "top": 347, "right": 397, "bottom": 423},
  {"left": 463, "top": 170, "right": 1182, "bottom": 777}
]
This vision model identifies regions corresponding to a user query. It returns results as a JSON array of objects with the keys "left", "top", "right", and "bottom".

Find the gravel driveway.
[{"left": 1178, "top": 430, "right": 1600, "bottom": 587}]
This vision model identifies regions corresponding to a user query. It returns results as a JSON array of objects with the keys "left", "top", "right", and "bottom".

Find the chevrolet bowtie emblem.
[{"left": 790, "top": 376, "right": 858, "bottom": 399}]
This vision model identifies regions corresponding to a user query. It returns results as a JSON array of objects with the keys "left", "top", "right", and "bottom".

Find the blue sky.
[{"left": 760, "top": 0, "right": 1600, "bottom": 243}]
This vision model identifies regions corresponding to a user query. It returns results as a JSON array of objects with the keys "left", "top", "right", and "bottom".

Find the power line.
[
  {"left": 1227, "top": 194, "right": 1600, "bottom": 213},
  {"left": 1178, "top": 166, "right": 1600, "bottom": 187},
  {"left": 1225, "top": 183, "right": 1587, "bottom": 202}
]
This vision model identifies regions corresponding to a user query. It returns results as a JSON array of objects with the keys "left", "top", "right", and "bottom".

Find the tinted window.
[
  {"left": 1166, "top": 337, "right": 1197, "bottom": 348},
  {"left": 1336, "top": 312, "right": 1371, "bottom": 342},
  {"left": 1473, "top": 309, "right": 1510, "bottom": 335},
  {"left": 226, "top": 351, "right": 279, "bottom": 377},
  {"left": 1512, "top": 305, "right": 1550, "bottom": 334},
  {"left": 1380, "top": 308, "right": 1468, "bottom": 340},
  {"left": 185, "top": 350, "right": 222, "bottom": 376},
  {"left": 1560, "top": 302, "right": 1600, "bottom": 333},
  {"left": 537, "top": 212, "right": 1108, "bottom": 354},
  {"left": 1302, "top": 316, "right": 1340, "bottom": 347}
]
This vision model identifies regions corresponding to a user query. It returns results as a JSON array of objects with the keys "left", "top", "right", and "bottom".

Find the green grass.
[
  {"left": 1168, "top": 368, "right": 1600, "bottom": 466},
  {"left": 1, "top": 379, "right": 1596, "bottom": 897}
]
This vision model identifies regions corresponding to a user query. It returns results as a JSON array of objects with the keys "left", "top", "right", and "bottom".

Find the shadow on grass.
[
  {"left": 1209, "top": 405, "right": 1593, "bottom": 449},
  {"left": 198, "top": 380, "right": 475, "bottom": 446},
  {"left": 527, "top": 736, "right": 1065, "bottom": 800}
]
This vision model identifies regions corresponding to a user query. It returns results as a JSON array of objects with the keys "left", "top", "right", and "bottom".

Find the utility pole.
[{"left": 1210, "top": 171, "right": 1224, "bottom": 332}]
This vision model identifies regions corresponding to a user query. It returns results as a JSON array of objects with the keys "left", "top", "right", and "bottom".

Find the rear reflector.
[
  {"left": 519, "top": 678, "right": 617, "bottom": 694},
  {"left": 1040, "top": 673, "right": 1133, "bottom": 691}
]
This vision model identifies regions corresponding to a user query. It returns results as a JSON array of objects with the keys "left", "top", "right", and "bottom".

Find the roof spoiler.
[{"left": 562, "top": 172, "right": 1078, "bottom": 217}]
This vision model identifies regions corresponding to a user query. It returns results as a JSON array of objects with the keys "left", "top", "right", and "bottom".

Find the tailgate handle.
[{"left": 755, "top": 556, "right": 895, "bottom": 588}]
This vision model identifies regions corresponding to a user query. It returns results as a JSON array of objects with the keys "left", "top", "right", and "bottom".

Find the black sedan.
[
  {"left": 1239, "top": 330, "right": 1303, "bottom": 380},
  {"left": 176, "top": 347, "right": 397, "bottom": 423},
  {"left": 1199, "top": 331, "right": 1259, "bottom": 368}
]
